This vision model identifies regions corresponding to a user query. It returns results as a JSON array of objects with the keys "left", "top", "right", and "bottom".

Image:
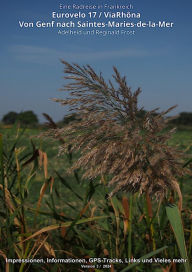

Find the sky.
[{"left": 0, "top": 0, "right": 192, "bottom": 122}]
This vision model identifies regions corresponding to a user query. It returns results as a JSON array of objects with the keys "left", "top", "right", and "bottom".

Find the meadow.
[{"left": 0, "top": 125, "right": 191, "bottom": 272}]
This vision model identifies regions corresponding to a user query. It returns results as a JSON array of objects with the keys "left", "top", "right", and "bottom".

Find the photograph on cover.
[{"left": 0, "top": 0, "right": 192, "bottom": 271}]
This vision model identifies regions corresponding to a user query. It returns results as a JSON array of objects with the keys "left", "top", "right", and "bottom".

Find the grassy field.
[{"left": 0, "top": 125, "right": 191, "bottom": 272}]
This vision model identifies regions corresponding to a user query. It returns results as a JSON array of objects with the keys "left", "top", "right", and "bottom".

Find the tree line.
[
  {"left": 1, "top": 111, "right": 38, "bottom": 126},
  {"left": 1, "top": 111, "right": 192, "bottom": 126}
]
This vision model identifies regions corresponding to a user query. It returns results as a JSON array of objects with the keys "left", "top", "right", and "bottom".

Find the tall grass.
[
  {"left": 0, "top": 127, "right": 191, "bottom": 271},
  {"left": 0, "top": 61, "right": 192, "bottom": 271}
]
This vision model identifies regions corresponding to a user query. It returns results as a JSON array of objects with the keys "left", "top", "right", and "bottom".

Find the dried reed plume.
[{"left": 52, "top": 60, "right": 186, "bottom": 205}]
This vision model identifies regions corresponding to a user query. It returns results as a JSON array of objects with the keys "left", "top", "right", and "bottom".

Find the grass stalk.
[
  {"left": 128, "top": 194, "right": 133, "bottom": 259},
  {"left": 189, "top": 222, "right": 192, "bottom": 257},
  {"left": 110, "top": 197, "right": 120, "bottom": 257},
  {"left": 146, "top": 192, "right": 156, "bottom": 251}
]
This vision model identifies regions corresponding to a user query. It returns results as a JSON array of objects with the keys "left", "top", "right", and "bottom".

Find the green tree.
[
  {"left": 170, "top": 112, "right": 192, "bottom": 126},
  {"left": 2, "top": 111, "right": 18, "bottom": 124},
  {"left": 18, "top": 111, "right": 38, "bottom": 125}
]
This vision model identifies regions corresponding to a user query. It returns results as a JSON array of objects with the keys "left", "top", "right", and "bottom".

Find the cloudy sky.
[{"left": 0, "top": 0, "right": 192, "bottom": 122}]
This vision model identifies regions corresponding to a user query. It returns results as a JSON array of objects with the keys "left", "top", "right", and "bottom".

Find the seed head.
[{"left": 52, "top": 60, "right": 186, "bottom": 204}]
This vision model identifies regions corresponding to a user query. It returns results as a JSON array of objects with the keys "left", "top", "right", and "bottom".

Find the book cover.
[{"left": 0, "top": 1, "right": 191, "bottom": 271}]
